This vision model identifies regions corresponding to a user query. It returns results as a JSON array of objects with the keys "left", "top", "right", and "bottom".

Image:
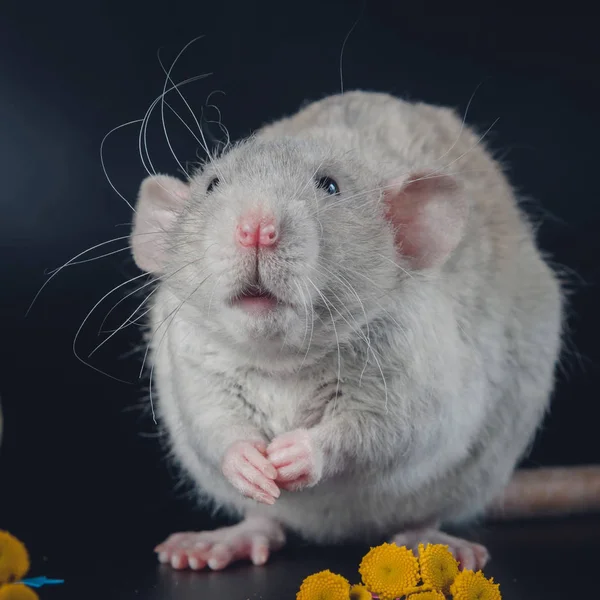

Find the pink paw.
[
  {"left": 221, "top": 440, "right": 280, "bottom": 504},
  {"left": 154, "top": 517, "right": 286, "bottom": 571},
  {"left": 267, "top": 429, "right": 322, "bottom": 491}
]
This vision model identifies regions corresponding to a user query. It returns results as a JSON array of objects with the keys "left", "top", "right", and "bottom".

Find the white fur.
[{"left": 132, "top": 91, "right": 563, "bottom": 544}]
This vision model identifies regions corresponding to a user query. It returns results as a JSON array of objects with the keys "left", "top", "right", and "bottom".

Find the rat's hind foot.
[
  {"left": 154, "top": 515, "right": 285, "bottom": 571},
  {"left": 391, "top": 528, "right": 489, "bottom": 571}
]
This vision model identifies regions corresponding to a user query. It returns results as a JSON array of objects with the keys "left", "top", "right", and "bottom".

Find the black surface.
[{"left": 1, "top": 3, "right": 600, "bottom": 599}]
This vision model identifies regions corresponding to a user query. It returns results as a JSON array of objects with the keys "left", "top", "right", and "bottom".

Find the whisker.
[
  {"left": 47, "top": 244, "right": 132, "bottom": 273},
  {"left": 157, "top": 37, "right": 226, "bottom": 183},
  {"left": 71, "top": 271, "right": 150, "bottom": 383},
  {"left": 100, "top": 119, "right": 144, "bottom": 212},
  {"left": 306, "top": 276, "right": 342, "bottom": 407},
  {"left": 292, "top": 158, "right": 326, "bottom": 202},
  {"left": 159, "top": 46, "right": 201, "bottom": 175},
  {"left": 320, "top": 256, "right": 409, "bottom": 332},
  {"left": 203, "top": 89, "right": 231, "bottom": 152},
  {"left": 26, "top": 235, "right": 139, "bottom": 316},
  {"left": 310, "top": 266, "right": 388, "bottom": 394},
  {"left": 310, "top": 262, "right": 372, "bottom": 378},
  {"left": 294, "top": 280, "right": 312, "bottom": 354},
  {"left": 299, "top": 279, "right": 316, "bottom": 370},
  {"left": 138, "top": 72, "right": 212, "bottom": 180},
  {"left": 430, "top": 78, "right": 488, "bottom": 166},
  {"left": 98, "top": 274, "right": 160, "bottom": 334},
  {"left": 339, "top": 0, "right": 365, "bottom": 94},
  {"left": 89, "top": 285, "right": 158, "bottom": 357}
]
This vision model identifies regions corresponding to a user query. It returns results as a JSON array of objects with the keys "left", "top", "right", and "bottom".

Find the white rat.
[{"left": 129, "top": 91, "right": 600, "bottom": 572}]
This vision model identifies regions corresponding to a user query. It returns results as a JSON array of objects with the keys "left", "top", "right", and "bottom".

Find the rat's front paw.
[
  {"left": 221, "top": 440, "right": 280, "bottom": 504},
  {"left": 267, "top": 429, "right": 323, "bottom": 491}
]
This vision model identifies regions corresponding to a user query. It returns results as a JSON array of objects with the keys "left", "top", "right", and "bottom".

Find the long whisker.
[
  {"left": 158, "top": 37, "right": 205, "bottom": 175},
  {"left": 204, "top": 90, "right": 231, "bottom": 151},
  {"left": 157, "top": 38, "right": 226, "bottom": 183},
  {"left": 310, "top": 263, "right": 372, "bottom": 378},
  {"left": 47, "top": 245, "right": 133, "bottom": 273},
  {"left": 101, "top": 119, "right": 144, "bottom": 212},
  {"left": 339, "top": 0, "right": 365, "bottom": 94},
  {"left": 294, "top": 280, "right": 311, "bottom": 354},
  {"left": 320, "top": 256, "right": 408, "bottom": 332},
  {"left": 164, "top": 99, "right": 211, "bottom": 164},
  {"left": 309, "top": 265, "right": 388, "bottom": 405},
  {"left": 430, "top": 78, "right": 488, "bottom": 166},
  {"left": 139, "top": 73, "right": 212, "bottom": 179},
  {"left": 292, "top": 158, "right": 326, "bottom": 202},
  {"left": 26, "top": 235, "right": 137, "bottom": 316},
  {"left": 89, "top": 285, "right": 158, "bottom": 357},
  {"left": 98, "top": 274, "right": 159, "bottom": 334},
  {"left": 306, "top": 277, "right": 342, "bottom": 406},
  {"left": 299, "top": 279, "right": 316, "bottom": 370},
  {"left": 71, "top": 271, "right": 150, "bottom": 383},
  {"left": 27, "top": 228, "right": 197, "bottom": 315}
]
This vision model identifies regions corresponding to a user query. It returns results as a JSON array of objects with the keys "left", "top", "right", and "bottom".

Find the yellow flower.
[
  {"left": 349, "top": 584, "right": 372, "bottom": 600},
  {"left": 0, "top": 531, "right": 30, "bottom": 586},
  {"left": 297, "top": 569, "right": 351, "bottom": 600},
  {"left": 0, "top": 584, "right": 40, "bottom": 600},
  {"left": 450, "top": 570, "right": 502, "bottom": 600},
  {"left": 406, "top": 591, "right": 445, "bottom": 600},
  {"left": 359, "top": 543, "right": 420, "bottom": 600},
  {"left": 418, "top": 543, "right": 459, "bottom": 594}
]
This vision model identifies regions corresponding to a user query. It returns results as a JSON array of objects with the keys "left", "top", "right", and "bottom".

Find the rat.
[{"left": 128, "top": 90, "right": 600, "bottom": 572}]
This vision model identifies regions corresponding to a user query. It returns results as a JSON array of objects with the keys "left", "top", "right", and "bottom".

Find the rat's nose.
[{"left": 236, "top": 214, "right": 278, "bottom": 248}]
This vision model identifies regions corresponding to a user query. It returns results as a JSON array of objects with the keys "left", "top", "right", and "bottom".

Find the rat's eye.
[
  {"left": 316, "top": 176, "right": 340, "bottom": 196},
  {"left": 206, "top": 177, "right": 220, "bottom": 194}
]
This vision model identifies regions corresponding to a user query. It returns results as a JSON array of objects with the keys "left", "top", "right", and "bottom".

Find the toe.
[
  {"left": 473, "top": 543, "right": 490, "bottom": 569},
  {"left": 170, "top": 552, "right": 189, "bottom": 570},
  {"left": 207, "top": 543, "right": 234, "bottom": 570},
  {"left": 454, "top": 546, "right": 475, "bottom": 571},
  {"left": 187, "top": 554, "right": 208, "bottom": 571},
  {"left": 250, "top": 535, "right": 270, "bottom": 566},
  {"left": 187, "top": 543, "right": 212, "bottom": 570}
]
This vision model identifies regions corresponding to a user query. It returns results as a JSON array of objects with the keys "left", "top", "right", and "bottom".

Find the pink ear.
[
  {"left": 384, "top": 172, "right": 468, "bottom": 269},
  {"left": 130, "top": 174, "right": 190, "bottom": 273}
]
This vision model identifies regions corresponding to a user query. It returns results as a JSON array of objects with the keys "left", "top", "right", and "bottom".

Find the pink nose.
[{"left": 236, "top": 215, "right": 278, "bottom": 248}]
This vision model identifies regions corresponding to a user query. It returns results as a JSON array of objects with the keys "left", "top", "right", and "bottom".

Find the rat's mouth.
[{"left": 230, "top": 286, "right": 280, "bottom": 315}]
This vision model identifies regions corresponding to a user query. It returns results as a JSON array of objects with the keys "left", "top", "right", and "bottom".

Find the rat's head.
[{"left": 130, "top": 135, "right": 467, "bottom": 369}]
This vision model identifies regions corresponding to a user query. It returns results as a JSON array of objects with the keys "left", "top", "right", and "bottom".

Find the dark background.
[{"left": 1, "top": 2, "right": 599, "bottom": 598}]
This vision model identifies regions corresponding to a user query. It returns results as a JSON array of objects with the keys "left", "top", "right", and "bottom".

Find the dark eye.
[
  {"left": 316, "top": 176, "right": 340, "bottom": 196},
  {"left": 206, "top": 177, "right": 220, "bottom": 194}
]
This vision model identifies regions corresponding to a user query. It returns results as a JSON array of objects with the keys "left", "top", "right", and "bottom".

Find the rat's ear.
[
  {"left": 383, "top": 172, "right": 468, "bottom": 270},
  {"left": 130, "top": 174, "right": 190, "bottom": 274}
]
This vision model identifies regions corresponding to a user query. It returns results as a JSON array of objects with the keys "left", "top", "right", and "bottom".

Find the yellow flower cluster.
[
  {"left": 0, "top": 532, "right": 38, "bottom": 600},
  {"left": 297, "top": 542, "right": 501, "bottom": 600}
]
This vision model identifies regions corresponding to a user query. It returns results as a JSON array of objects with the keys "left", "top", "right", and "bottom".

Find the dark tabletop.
[
  {"left": 18, "top": 516, "right": 600, "bottom": 599},
  {"left": 1, "top": 2, "right": 599, "bottom": 599}
]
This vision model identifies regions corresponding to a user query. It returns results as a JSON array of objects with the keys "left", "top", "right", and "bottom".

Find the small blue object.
[{"left": 19, "top": 576, "right": 65, "bottom": 588}]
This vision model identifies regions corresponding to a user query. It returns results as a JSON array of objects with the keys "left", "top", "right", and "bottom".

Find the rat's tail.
[{"left": 486, "top": 465, "right": 600, "bottom": 520}]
